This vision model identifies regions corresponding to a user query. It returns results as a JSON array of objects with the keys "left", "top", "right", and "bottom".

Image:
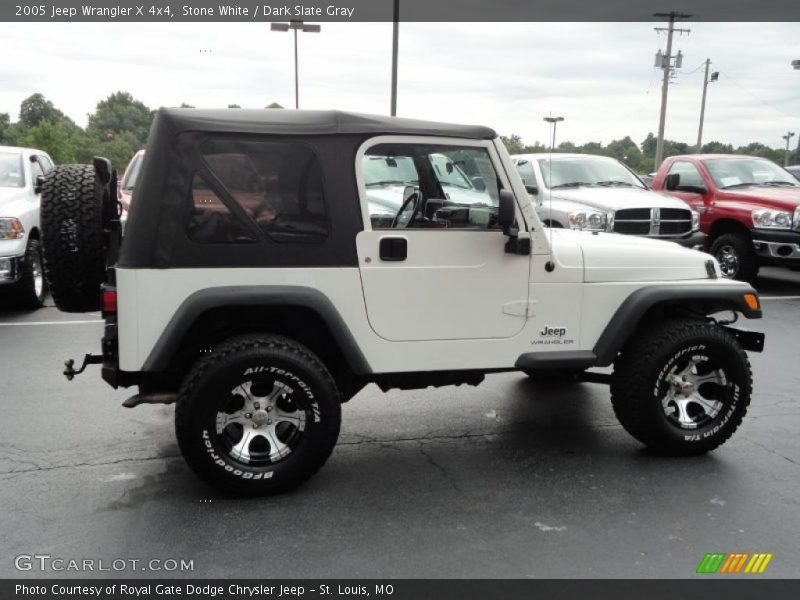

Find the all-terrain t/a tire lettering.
[
  {"left": 611, "top": 318, "right": 752, "bottom": 455},
  {"left": 175, "top": 334, "right": 342, "bottom": 495}
]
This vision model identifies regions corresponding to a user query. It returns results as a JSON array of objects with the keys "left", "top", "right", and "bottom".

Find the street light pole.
[
  {"left": 390, "top": 0, "right": 399, "bottom": 116},
  {"left": 782, "top": 132, "right": 796, "bottom": 167},
  {"left": 696, "top": 59, "right": 718, "bottom": 152},
  {"left": 793, "top": 60, "right": 800, "bottom": 163},
  {"left": 271, "top": 20, "right": 321, "bottom": 109},
  {"left": 544, "top": 116, "right": 564, "bottom": 149}
]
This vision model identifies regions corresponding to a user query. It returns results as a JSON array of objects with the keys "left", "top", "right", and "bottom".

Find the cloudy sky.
[{"left": 1, "top": 21, "right": 798, "bottom": 149}]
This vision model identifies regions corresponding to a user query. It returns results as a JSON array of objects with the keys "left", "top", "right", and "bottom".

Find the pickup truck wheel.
[
  {"left": 610, "top": 318, "right": 751, "bottom": 456},
  {"left": 0, "top": 238, "right": 47, "bottom": 309},
  {"left": 175, "top": 334, "right": 342, "bottom": 495},
  {"left": 710, "top": 233, "right": 758, "bottom": 283},
  {"left": 40, "top": 164, "right": 108, "bottom": 312}
]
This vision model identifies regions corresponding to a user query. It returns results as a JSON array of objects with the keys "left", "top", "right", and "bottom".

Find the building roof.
[{"left": 152, "top": 108, "right": 496, "bottom": 140}]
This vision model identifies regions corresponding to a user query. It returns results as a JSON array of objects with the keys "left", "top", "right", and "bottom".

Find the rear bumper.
[{"left": 752, "top": 229, "right": 800, "bottom": 265}]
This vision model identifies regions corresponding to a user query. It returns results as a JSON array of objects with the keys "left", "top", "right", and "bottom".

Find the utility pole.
[
  {"left": 390, "top": 0, "right": 399, "bottom": 116},
  {"left": 782, "top": 132, "right": 796, "bottom": 166},
  {"left": 696, "top": 59, "right": 718, "bottom": 152},
  {"left": 653, "top": 11, "right": 691, "bottom": 170}
]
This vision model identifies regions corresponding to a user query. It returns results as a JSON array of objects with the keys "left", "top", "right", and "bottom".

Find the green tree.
[
  {"left": 18, "top": 120, "right": 77, "bottom": 163},
  {"left": 500, "top": 134, "right": 525, "bottom": 154},
  {"left": 701, "top": 141, "right": 734, "bottom": 154},
  {"left": 227, "top": 104, "right": 241, "bottom": 108},
  {"left": 19, "top": 93, "right": 67, "bottom": 128},
  {"left": 87, "top": 92, "right": 152, "bottom": 148}
]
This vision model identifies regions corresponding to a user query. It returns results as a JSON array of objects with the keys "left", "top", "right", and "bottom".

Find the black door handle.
[{"left": 379, "top": 237, "right": 407, "bottom": 261}]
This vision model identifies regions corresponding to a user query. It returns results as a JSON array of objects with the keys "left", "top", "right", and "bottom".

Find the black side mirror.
[
  {"left": 679, "top": 184, "right": 707, "bottom": 194},
  {"left": 665, "top": 173, "right": 680, "bottom": 191},
  {"left": 34, "top": 174, "right": 45, "bottom": 195},
  {"left": 525, "top": 184, "right": 538, "bottom": 195},
  {"left": 498, "top": 190, "right": 516, "bottom": 233}
]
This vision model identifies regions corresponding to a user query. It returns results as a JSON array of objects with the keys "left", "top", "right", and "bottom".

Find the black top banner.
[{"left": 3, "top": 0, "right": 800, "bottom": 22}]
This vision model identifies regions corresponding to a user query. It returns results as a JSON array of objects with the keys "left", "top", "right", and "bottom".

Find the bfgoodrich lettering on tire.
[
  {"left": 175, "top": 334, "right": 341, "bottom": 495},
  {"left": 610, "top": 318, "right": 752, "bottom": 455}
]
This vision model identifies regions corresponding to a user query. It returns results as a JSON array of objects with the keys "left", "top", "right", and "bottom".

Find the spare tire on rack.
[{"left": 40, "top": 158, "right": 119, "bottom": 313}]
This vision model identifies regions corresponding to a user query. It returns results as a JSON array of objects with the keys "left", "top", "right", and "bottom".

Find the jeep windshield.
[
  {"left": 0, "top": 152, "right": 24, "bottom": 188},
  {"left": 363, "top": 156, "right": 419, "bottom": 187},
  {"left": 537, "top": 156, "right": 644, "bottom": 190},
  {"left": 703, "top": 157, "right": 800, "bottom": 189}
]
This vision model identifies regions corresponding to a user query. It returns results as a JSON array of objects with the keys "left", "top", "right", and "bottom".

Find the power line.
[{"left": 716, "top": 71, "right": 796, "bottom": 120}]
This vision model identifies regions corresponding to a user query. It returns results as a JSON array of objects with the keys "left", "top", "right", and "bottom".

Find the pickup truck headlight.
[
  {"left": 752, "top": 209, "right": 792, "bottom": 230},
  {"left": 568, "top": 211, "right": 608, "bottom": 231},
  {"left": 0, "top": 218, "right": 25, "bottom": 239},
  {"left": 691, "top": 210, "right": 700, "bottom": 231}
]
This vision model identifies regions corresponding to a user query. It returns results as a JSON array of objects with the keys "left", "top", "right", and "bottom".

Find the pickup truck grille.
[{"left": 613, "top": 208, "right": 692, "bottom": 237}]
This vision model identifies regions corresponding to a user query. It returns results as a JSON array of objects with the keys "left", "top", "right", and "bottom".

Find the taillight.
[{"left": 102, "top": 288, "right": 117, "bottom": 314}]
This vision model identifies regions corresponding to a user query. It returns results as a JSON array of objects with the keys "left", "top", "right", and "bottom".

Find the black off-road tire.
[
  {"left": 611, "top": 318, "right": 752, "bottom": 456},
  {"left": 176, "top": 334, "right": 342, "bottom": 495},
  {"left": 40, "top": 164, "right": 107, "bottom": 312},
  {"left": 710, "top": 233, "right": 759, "bottom": 284},
  {"left": 0, "top": 238, "right": 46, "bottom": 309}
]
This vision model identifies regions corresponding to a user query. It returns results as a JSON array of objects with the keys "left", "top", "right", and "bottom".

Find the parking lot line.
[{"left": 0, "top": 320, "right": 102, "bottom": 326}]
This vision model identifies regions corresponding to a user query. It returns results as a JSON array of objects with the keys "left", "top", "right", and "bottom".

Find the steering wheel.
[{"left": 391, "top": 188, "right": 422, "bottom": 229}]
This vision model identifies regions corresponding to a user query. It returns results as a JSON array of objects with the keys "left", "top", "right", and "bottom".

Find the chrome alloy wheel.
[
  {"left": 715, "top": 245, "right": 740, "bottom": 279},
  {"left": 216, "top": 379, "right": 307, "bottom": 465},
  {"left": 661, "top": 354, "right": 728, "bottom": 429},
  {"left": 32, "top": 251, "right": 44, "bottom": 299}
]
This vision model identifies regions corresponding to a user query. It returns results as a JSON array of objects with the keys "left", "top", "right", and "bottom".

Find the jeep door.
[{"left": 355, "top": 137, "right": 531, "bottom": 342}]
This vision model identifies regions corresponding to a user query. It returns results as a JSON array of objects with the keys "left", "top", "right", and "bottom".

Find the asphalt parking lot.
[{"left": 1, "top": 267, "right": 799, "bottom": 579}]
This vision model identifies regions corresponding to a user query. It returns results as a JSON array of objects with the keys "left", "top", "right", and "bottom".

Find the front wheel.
[
  {"left": 0, "top": 238, "right": 47, "bottom": 309},
  {"left": 611, "top": 318, "right": 752, "bottom": 456},
  {"left": 710, "top": 233, "right": 758, "bottom": 283},
  {"left": 175, "top": 335, "right": 342, "bottom": 495}
]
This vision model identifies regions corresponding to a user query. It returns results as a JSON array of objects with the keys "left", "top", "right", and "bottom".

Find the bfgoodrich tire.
[
  {"left": 610, "top": 318, "right": 752, "bottom": 456},
  {"left": 175, "top": 335, "right": 342, "bottom": 495},
  {"left": 710, "top": 233, "right": 758, "bottom": 284},
  {"left": 40, "top": 164, "right": 107, "bottom": 312}
]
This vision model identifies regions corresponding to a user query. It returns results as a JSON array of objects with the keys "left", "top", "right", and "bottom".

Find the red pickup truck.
[{"left": 652, "top": 154, "right": 800, "bottom": 282}]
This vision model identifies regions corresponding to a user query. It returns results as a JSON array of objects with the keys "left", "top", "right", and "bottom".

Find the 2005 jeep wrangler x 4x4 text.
[{"left": 40, "top": 109, "right": 765, "bottom": 495}]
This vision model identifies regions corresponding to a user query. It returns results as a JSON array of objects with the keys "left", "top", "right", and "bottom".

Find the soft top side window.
[{"left": 186, "top": 137, "right": 330, "bottom": 244}]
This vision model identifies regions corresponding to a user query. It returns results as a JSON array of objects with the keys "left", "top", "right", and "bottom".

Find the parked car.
[
  {"left": 652, "top": 154, "right": 800, "bottom": 282},
  {"left": 118, "top": 149, "right": 145, "bottom": 228},
  {"left": 511, "top": 153, "right": 704, "bottom": 248},
  {"left": 0, "top": 146, "right": 54, "bottom": 308},
  {"left": 786, "top": 165, "right": 800, "bottom": 182}
]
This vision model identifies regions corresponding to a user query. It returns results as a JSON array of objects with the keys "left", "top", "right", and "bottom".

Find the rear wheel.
[
  {"left": 175, "top": 334, "right": 342, "bottom": 495},
  {"left": 710, "top": 233, "right": 758, "bottom": 283},
  {"left": 611, "top": 318, "right": 751, "bottom": 455}
]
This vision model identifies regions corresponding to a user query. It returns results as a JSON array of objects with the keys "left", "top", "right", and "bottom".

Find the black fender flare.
[
  {"left": 592, "top": 283, "right": 762, "bottom": 366},
  {"left": 141, "top": 285, "right": 372, "bottom": 374}
]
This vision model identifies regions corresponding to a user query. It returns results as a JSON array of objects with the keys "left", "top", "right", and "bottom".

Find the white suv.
[
  {"left": 40, "top": 110, "right": 763, "bottom": 495},
  {"left": 0, "top": 146, "right": 54, "bottom": 308}
]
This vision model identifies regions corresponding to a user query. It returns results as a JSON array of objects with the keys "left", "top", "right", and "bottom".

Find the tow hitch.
[{"left": 63, "top": 353, "right": 103, "bottom": 381}]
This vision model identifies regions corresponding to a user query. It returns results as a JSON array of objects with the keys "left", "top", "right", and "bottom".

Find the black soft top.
[
  {"left": 153, "top": 108, "right": 497, "bottom": 139},
  {"left": 119, "top": 109, "right": 496, "bottom": 270}
]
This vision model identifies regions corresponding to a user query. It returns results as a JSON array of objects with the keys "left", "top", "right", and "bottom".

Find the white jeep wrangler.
[{"left": 40, "top": 109, "right": 764, "bottom": 495}]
